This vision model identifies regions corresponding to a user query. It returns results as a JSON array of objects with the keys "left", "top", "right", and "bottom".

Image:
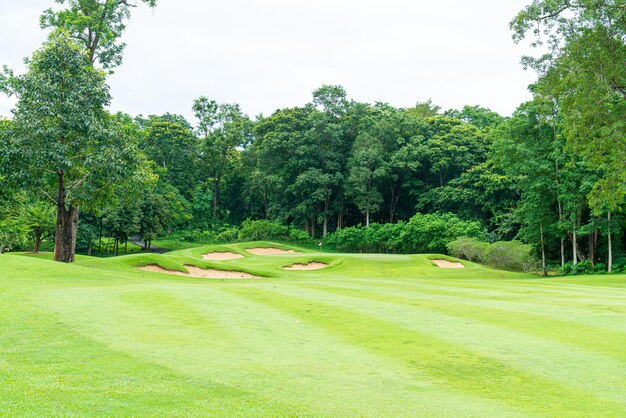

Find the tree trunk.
[
  {"left": 540, "top": 223, "right": 547, "bottom": 276},
  {"left": 337, "top": 188, "right": 345, "bottom": 230},
  {"left": 310, "top": 216, "right": 316, "bottom": 239},
  {"left": 98, "top": 218, "right": 103, "bottom": 253},
  {"left": 390, "top": 187, "right": 395, "bottom": 223},
  {"left": 572, "top": 221, "right": 578, "bottom": 266},
  {"left": 53, "top": 205, "right": 79, "bottom": 263},
  {"left": 213, "top": 176, "right": 220, "bottom": 216},
  {"left": 34, "top": 232, "right": 42, "bottom": 254},
  {"left": 577, "top": 207, "right": 585, "bottom": 261},
  {"left": 54, "top": 172, "right": 79, "bottom": 263},
  {"left": 555, "top": 160, "right": 565, "bottom": 266},
  {"left": 557, "top": 200, "right": 565, "bottom": 266},
  {"left": 323, "top": 197, "right": 330, "bottom": 238},
  {"left": 607, "top": 211, "right": 613, "bottom": 273},
  {"left": 114, "top": 234, "right": 119, "bottom": 257},
  {"left": 389, "top": 180, "right": 404, "bottom": 223},
  {"left": 366, "top": 209, "right": 370, "bottom": 227},
  {"left": 588, "top": 229, "right": 597, "bottom": 267}
]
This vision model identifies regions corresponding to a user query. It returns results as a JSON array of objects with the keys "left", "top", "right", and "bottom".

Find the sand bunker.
[
  {"left": 431, "top": 260, "right": 465, "bottom": 269},
  {"left": 137, "top": 265, "right": 260, "bottom": 279},
  {"left": 202, "top": 252, "right": 244, "bottom": 261},
  {"left": 246, "top": 247, "right": 302, "bottom": 256},
  {"left": 284, "top": 262, "right": 328, "bottom": 271}
]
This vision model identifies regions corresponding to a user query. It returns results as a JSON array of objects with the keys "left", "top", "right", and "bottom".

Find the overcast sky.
[{"left": 0, "top": 0, "right": 538, "bottom": 122}]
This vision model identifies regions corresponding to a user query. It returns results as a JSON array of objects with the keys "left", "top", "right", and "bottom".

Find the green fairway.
[{"left": 1, "top": 242, "right": 625, "bottom": 416}]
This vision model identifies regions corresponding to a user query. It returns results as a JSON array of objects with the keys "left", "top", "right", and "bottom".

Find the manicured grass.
[{"left": 1, "top": 242, "right": 625, "bottom": 416}]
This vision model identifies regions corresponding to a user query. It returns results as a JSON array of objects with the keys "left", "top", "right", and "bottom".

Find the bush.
[
  {"left": 288, "top": 227, "right": 311, "bottom": 242},
  {"left": 323, "top": 213, "right": 487, "bottom": 254},
  {"left": 238, "top": 220, "right": 289, "bottom": 241},
  {"left": 559, "top": 260, "right": 607, "bottom": 276},
  {"left": 612, "top": 255, "right": 626, "bottom": 273},
  {"left": 187, "top": 230, "right": 218, "bottom": 243},
  {"left": 0, "top": 218, "right": 29, "bottom": 253},
  {"left": 216, "top": 227, "right": 239, "bottom": 243},
  {"left": 238, "top": 219, "right": 314, "bottom": 244},
  {"left": 447, "top": 236, "right": 489, "bottom": 263},
  {"left": 160, "top": 220, "right": 314, "bottom": 246},
  {"left": 397, "top": 213, "right": 487, "bottom": 254},
  {"left": 448, "top": 237, "right": 537, "bottom": 272},
  {"left": 323, "top": 222, "right": 406, "bottom": 253},
  {"left": 484, "top": 241, "right": 536, "bottom": 272}
]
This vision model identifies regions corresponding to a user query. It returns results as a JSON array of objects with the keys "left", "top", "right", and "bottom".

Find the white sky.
[{"left": 0, "top": 0, "right": 538, "bottom": 122}]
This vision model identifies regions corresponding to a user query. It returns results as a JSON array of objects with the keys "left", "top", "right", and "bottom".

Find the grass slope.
[{"left": 1, "top": 242, "right": 625, "bottom": 416}]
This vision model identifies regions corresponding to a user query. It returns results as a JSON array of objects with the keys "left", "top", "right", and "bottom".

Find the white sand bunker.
[
  {"left": 246, "top": 247, "right": 302, "bottom": 256},
  {"left": 137, "top": 265, "right": 260, "bottom": 279},
  {"left": 284, "top": 262, "right": 328, "bottom": 271},
  {"left": 432, "top": 260, "right": 465, "bottom": 269},
  {"left": 202, "top": 252, "right": 244, "bottom": 261}
]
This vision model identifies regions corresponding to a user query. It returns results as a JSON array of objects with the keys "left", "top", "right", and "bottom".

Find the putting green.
[{"left": 1, "top": 242, "right": 625, "bottom": 416}]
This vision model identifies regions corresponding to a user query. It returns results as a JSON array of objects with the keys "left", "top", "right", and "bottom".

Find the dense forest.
[{"left": 1, "top": 0, "right": 625, "bottom": 275}]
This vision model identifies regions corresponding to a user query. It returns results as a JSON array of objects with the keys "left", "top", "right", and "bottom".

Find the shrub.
[
  {"left": 238, "top": 219, "right": 289, "bottom": 241},
  {"left": 612, "top": 255, "right": 626, "bottom": 273},
  {"left": 397, "top": 213, "right": 487, "bottom": 254},
  {"left": 447, "top": 236, "right": 489, "bottom": 263},
  {"left": 237, "top": 219, "right": 314, "bottom": 244},
  {"left": 484, "top": 241, "right": 536, "bottom": 272},
  {"left": 216, "top": 227, "right": 240, "bottom": 243},
  {"left": 160, "top": 220, "right": 314, "bottom": 246},
  {"left": 190, "top": 230, "right": 218, "bottom": 243},
  {"left": 322, "top": 225, "right": 368, "bottom": 252},
  {"left": 323, "top": 213, "right": 486, "bottom": 254},
  {"left": 0, "top": 218, "right": 29, "bottom": 253},
  {"left": 559, "top": 260, "right": 607, "bottom": 276},
  {"left": 448, "top": 237, "right": 538, "bottom": 272},
  {"left": 323, "top": 222, "right": 406, "bottom": 253},
  {"left": 288, "top": 227, "right": 311, "bottom": 242}
]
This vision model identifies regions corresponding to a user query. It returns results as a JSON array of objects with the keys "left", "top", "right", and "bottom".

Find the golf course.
[{"left": 2, "top": 242, "right": 625, "bottom": 416}]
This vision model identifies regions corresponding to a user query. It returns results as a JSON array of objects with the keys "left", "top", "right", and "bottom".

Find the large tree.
[
  {"left": 141, "top": 118, "right": 198, "bottom": 197},
  {"left": 346, "top": 132, "right": 386, "bottom": 226},
  {"left": 1, "top": 32, "right": 144, "bottom": 262},
  {"left": 512, "top": 0, "right": 626, "bottom": 271},
  {"left": 196, "top": 101, "right": 253, "bottom": 217},
  {"left": 41, "top": 0, "right": 157, "bottom": 69}
]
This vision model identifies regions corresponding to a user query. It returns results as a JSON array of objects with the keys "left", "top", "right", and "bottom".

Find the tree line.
[{"left": 0, "top": 0, "right": 624, "bottom": 274}]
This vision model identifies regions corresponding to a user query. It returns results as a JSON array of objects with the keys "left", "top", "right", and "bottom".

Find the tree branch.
[{"left": 39, "top": 189, "right": 58, "bottom": 206}]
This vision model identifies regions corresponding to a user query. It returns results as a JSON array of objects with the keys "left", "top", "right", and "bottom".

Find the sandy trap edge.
[
  {"left": 137, "top": 264, "right": 261, "bottom": 279},
  {"left": 431, "top": 259, "right": 465, "bottom": 269},
  {"left": 283, "top": 262, "right": 328, "bottom": 271},
  {"left": 246, "top": 247, "right": 303, "bottom": 256}
]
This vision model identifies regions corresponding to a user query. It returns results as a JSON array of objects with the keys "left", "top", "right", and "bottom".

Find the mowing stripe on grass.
[
  {"left": 269, "top": 283, "right": 626, "bottom": 403},
  {"left": 34, "top": 283, "right": 517, "bottom": 417},
  {"left": 343, "top": 278, "right": 626, "bottom": 334},
  {"left": 346, "top": 276, "right": 626, "bottom": 301},
  {"left": 301, "top": 280, "right": 626, "bottom": 360},
  {"left": 2, "top": 293, "right": 301, "bottom": 417},
  {"left": 226, "top": 285, "right": 626, "bottom": 415}
]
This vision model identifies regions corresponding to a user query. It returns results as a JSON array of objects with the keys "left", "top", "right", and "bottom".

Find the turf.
[{"left": 1, "top": 242, "right": 625, "bottom": 416}]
